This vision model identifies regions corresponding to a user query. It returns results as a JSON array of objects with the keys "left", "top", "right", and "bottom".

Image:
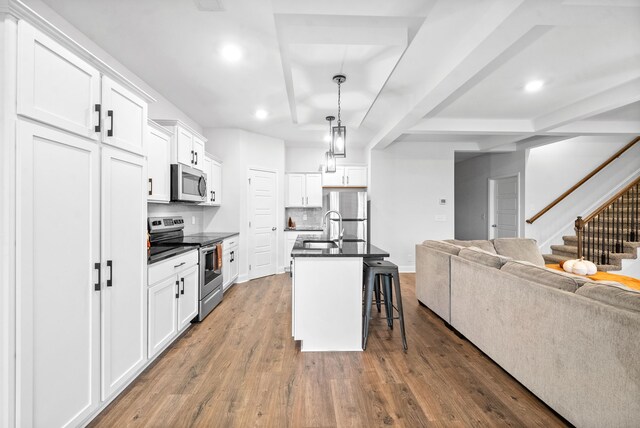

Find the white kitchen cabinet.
[
  {"left": 100, "top": 147, "right": 147, "bottom": 400},
  {"left": 222, "top": 235, "right": 239, "bottom": 291},
  {"left": 17, "top": 20, "right": 101, "bottom": 140},
  {"left": 285, "top": 231, "right": 299, "bottom": 271},
  {"left": 322, "top": 165, "right": 367, "bottom": 187},
  {"left": 16, "top": 120, "right": 101, "bottom": 428},
  {"left": 148, "top": 251, "right": 199, "bottom": 359},
  {"left": 101, "top": 76, "right": 147, "bottom": 156},
  {"left": 286, "top": 173, "right": 322, "bottom": 207},
  {"left": 155, "top": 119, "right": 207, "bottom": 172},
  {"left": 201, "top": 155, "right": 222, "bottom": 206},
  {"left": 147, "top": 120, "right": 172, "bottom": 203}
]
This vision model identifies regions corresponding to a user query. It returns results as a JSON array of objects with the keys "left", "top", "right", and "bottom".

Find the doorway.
[
  {"left": 248, "top": 168, "right": 277, "bottom": 280},
  {"left": 488, "top": 175, "right": 519, "bottom": 239}
]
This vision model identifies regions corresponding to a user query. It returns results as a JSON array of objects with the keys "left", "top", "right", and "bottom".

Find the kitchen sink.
[{"left": 303, "top": 240, "right": 338, "bottom": 249}]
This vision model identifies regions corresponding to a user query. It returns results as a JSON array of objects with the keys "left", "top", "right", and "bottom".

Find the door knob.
[
  {"left": 272, "top": 227, "right": 277, "bottom": 231},
  {"left": 491, "top": 224, "right": 497, "bottom": 227}
]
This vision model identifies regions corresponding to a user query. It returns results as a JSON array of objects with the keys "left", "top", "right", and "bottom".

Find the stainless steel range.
[{"left": 148, "top": 216, "right": 224, "bottom": 321}]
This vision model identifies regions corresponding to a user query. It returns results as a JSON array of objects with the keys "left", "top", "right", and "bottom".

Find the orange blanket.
[{"left": 545, "top": 264, "right": 640, "bottom": 291}]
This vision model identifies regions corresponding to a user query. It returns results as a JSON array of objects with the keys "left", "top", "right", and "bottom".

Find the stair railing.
[
  {"left": 575, "top": 176, "right": 640, "bottom": 265},
  {"left": 527, "top": 136, "right": 639, "bottom": 224}
]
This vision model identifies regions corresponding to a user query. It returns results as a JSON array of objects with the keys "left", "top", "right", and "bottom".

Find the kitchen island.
[{"left": 291, "top": 234, "right": 389, "bottom": 352}]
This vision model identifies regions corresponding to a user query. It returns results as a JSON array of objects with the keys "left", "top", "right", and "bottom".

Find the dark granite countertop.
[
  {"left": 147, "top": 246, "right": 197, "bottom": 265},
  {"left": 291, "top": 234, "right": 389, "bottom": 258},
  {"left": 285, "top": 227, "right": 324, "bottom": 232}
]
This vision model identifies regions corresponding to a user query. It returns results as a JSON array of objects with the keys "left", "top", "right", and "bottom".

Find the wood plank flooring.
[{"left": 89, "top": 273, "right": 568, "bottom": 427}]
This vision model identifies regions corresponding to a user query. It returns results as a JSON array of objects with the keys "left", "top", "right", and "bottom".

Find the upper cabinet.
[
  {"left": 286, "top": 173, "right": 322, "bottom": 207},
  {"left": 147, "top": 120, "right": 172, "bottom": 203},
  {"left": 322, "top": 165, "right": 367, "bottom": 188},
  {"left": 200, "top": 155, "right": 222, "bottom": 206},
  {"left": 155, "top": 120, "right": 206, "bottom": 172},
  {"left": 17, "top": 21, "right": 148, "bottom": 156}
]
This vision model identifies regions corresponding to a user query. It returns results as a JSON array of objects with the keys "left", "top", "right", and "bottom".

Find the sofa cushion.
[
  {"left": 421, "top": 240, "right": 463, "bottom": 256},
  {"left": 576, "top": 281, "right": 640, "bottom": 313},
  {"left": 493, "top": 238, "right": 545, "bottom": 266},
  {"left": 458, "top": 247, "right": 511, "bottom": 269},
  {"left": 445, "top": 239, "right": 497, "bottom": 254},
  {"left": 500, "top": 260, "right": 591, "bottom": 292}
]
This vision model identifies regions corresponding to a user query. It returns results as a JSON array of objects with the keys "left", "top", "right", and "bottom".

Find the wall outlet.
[
  {"left": 191, "top": 216, "right": 196, "bottom": 225},
  {"left": 407, "top": 253, "right": 415, "bottom": 262},
  {"left": 303, "top": 213, "right": 308, "bottom": 220}
]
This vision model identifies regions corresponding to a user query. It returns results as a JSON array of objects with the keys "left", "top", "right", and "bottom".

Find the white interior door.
[
  {"left": 489, "top": 175, "right": 519, "bottom": 238},
  {"left": 249, "top": 168, "right": 277, "bottom": 279}
]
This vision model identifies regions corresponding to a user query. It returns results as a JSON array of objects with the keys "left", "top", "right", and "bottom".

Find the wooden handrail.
[
  {"left": 526, "top": 136, "right": 640, "bottom": 224},
  {"left": 582, "top": 175, "right": 640, "bottom": 224}
]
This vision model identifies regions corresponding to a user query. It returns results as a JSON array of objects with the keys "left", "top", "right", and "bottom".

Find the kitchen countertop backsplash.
[{"left": 285, "top": 207, "right": 324, "bottom": 230}]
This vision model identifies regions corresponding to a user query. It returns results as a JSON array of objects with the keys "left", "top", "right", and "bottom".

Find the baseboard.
[
  {"left": 237, "top": 273, "right": 249, "bottom": 283},
  {"left": 398, "top": 265, "right": 415, "bottom": 273}
]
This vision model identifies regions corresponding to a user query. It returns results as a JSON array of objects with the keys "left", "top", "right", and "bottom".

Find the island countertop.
[{"left": 291, "top": 233, "right": 389, "bottom": 258}]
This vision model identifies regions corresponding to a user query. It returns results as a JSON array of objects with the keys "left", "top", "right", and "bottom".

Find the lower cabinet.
[
  {"left": 148, "top": 253, "right": 199, "bottom": 359},
  {"left": 222, "top": 235, "right": 239, "bottom": 291}
]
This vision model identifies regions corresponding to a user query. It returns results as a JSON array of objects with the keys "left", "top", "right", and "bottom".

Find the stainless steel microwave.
[{"left": 171, "top": 164, "right": 207, "bottom": 203}]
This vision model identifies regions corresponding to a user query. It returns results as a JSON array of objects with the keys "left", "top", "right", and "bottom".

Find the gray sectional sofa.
[{"left": 415, "top": 238, "right": 640, "bottom": 428}]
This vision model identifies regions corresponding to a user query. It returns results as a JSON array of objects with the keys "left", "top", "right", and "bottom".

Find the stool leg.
[
  {"left": 375, "top": 274, "right": 383, "bottom": 312},
  {"left": 392, "top": 271, "right": 407, "bottom": 350},
  {"left": 362, "top": 269, "right": 375, "bottom": 350},
  {"left": 383, "top": 274, "right": 393, "bottom": 329}
]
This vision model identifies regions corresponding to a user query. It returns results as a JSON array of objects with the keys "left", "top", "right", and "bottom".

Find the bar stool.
[{"left": 362, "top": 259, "right": 407, "bottom": 350}]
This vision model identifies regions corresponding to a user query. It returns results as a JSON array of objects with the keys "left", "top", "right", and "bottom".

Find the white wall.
[
  {"left": 525, "top": 136, "right": 640, "bottom": 251},
  {"left": 205, "top": 129, "right": 285, "bottom": 281},
  {"left": 455, "top": 150, "right": 527, "bottom": 240},
  {"left": 285, "top": 146, "right": 367, "bottom": 172},
  {"left": 369, "top": 142, "right": 457, "bottom": 272}
]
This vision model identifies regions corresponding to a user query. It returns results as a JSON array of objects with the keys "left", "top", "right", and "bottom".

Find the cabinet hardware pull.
[
  {"left": 230, "top": 251, "right": 234, "bottom": 262},
  {"left": 106, "top": 260, "right": 113, "bottom": 287},
  {"left": 195, "top": 152, "right": 198, "bottom": 165},
  {"left": 175, "top": 280, "right": 180, "bottom": 299},
  {"left": 272, "top": 226, "right": 277, "bottom": 231},
  {"left": 94, "top": 262, "right": 101, "bottom": 291},
  {"left": 94, "top": 104, "right": 101, "bottom": 132},
  {"left": 306, "top": 196, "right": 308, "bottom": 205},
  {"left": 107, "top": 110, "right": 114, "bottom": 137},
  {"left": 342, "top": 176, "right": 344, "bottom": 184},
  {"left": 301, "top": 196, "right": 304, "bottom": 205},
  {"left": 191, "top": 150, "right": 194, "bottom": 164},
  {"left": 347, "top": 176, "right": 349, "bottom": 185},
  {"left": 212, "top": 191, "right": 215, "bottom": 202},
  {"left": 173, "top": 261, "right": 186, "bottom": 268},
  {"left": 148, "top": 178, "right": 153, "bottom": 196},
  {"left": 181, "top": 278, "right": 185, "bottom": 295}
]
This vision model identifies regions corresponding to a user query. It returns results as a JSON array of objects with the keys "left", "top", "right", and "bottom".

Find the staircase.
[{"left": 543, "top": 184, "right": 640, "bottom": 272}]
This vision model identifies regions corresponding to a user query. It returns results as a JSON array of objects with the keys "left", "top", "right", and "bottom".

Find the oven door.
[
  {"left": 171, "top": 164, "right": 207, "bottom": 202},
  {"left": 200, "top": 243, "right": 223, "bottom": 299}
]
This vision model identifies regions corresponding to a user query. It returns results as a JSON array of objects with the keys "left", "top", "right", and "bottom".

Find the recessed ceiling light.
[
  {"left": 255, "top": 109, "right": 268, "bottom": 120},
  {"left": 220, "top": 44, "right": 242, "bottom": 62},
  {"left": 524, "top": 80, "right": 544, "bottom": 93}
]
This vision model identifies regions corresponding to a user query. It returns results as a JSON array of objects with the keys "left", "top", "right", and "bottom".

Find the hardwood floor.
[{"left": 89, "top": 273, "right": 568, "bottom": 427}]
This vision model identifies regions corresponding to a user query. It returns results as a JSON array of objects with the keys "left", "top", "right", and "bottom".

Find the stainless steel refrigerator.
[{"left": 328, "top": 191, "right": 368, "bottom": 241}]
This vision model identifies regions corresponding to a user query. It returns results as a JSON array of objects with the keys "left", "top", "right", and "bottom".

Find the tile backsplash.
[{"left": 285, "top": 207, "right": 324, "bottom": 229}]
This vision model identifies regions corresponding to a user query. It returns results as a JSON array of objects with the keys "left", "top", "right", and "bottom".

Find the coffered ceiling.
[{"left": 36, "top": 0, "right": 640, "bottom": 153}]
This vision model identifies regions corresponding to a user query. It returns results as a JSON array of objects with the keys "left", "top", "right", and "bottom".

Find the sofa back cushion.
[
  {"left": 458, "top": 247, "right": 511, "bottom": 269},
  {"left": 576, "top": 282, "right": 640, "bottom": 313},
  {"left": 445, "top": 239, "right": 497, "bottom": 254},
  {"left": 493, "top": 238, "right": 545, "bottom": 266},
  {"left": 500, "top": 260, "right": 591, "bottom": 292},
  {"left": 421, "top": 240, "right": 462, "bottom": 256}
]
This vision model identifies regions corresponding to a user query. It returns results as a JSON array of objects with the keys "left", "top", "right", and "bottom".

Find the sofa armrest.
[{"left": 415, "top": 244, "right": 452, "bottom": 323}]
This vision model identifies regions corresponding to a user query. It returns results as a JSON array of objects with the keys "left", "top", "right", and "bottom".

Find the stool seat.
[{"left": 363, "top": 259, "right": 396, "bottom": 269}]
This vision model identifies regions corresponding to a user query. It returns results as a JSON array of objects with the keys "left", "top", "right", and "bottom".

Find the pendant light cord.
[{"left": 337, "top": 82, "right": 341, "bottom": 125}]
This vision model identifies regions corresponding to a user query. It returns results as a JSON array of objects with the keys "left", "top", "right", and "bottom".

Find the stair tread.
[
  {"left": 551, "top": 244, "right": 636, "bottom": 258},
  {"left": 542, "top": 254, "right": 620, "bottom": 271}
]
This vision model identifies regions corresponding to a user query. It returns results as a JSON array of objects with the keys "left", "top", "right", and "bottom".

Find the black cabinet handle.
[
  {"left": 195, "top": 152, "right": 198, "bottom": 165},
  {"left": 180, "top": 278, "right": 185, "bottom": 295},
  {"left": 231, "top": 251, "right": 234, "bottom": 262},
  {"left": 148, "top": 178, "right": 152, "bottom": 196},
  {"left": 106, "top": 260, "right": 113, "bottom": 287},
  {"left": 94, "top": 262, "right": 101, "bottom": 291},
  {"left": 191, "top": 150, "right": 194, "bottom": 164},
  {"left": 94, "top": 104, "right": 101, "bottom": 132},
  {"left": 175, "top": 280, "right": 179, "bottom": 299},
  {"left": 212, "top": 191, "right": 215, "bottom": 202},
  {"left": 107, "top": 110, "right": 114, "bottom": 137}
]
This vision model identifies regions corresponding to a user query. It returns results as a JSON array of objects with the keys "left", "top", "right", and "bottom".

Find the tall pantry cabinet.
[{"left": 12, "top": 17, "right": 151, "bottom": 428}]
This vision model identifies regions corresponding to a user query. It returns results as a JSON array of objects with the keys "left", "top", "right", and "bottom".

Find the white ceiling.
[{"left": 38, "top": 0, "right": 640, "bottom": 154}]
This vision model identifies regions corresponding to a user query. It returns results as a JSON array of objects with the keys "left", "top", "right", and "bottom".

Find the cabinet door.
[
  {"left": 101, "top": 147, "right": 147, "bottom": 400},
  {"left": 322, "top": 166, "right": 345, "bottom": 187},
  {"left": 176, "top": 127, "right": 193, "bottom": 166},
  {"left": 222, "top": 249, "right": 232, "bottom": 291},
  {"left": 287, "top": 174, "right": 305, "bottom": 206},
  {"left": 17, "top": 21, "right": 101, "bottom": 139},
  {"left": 285, "top": 232, "right": 299, "bottom": 271},
  {"left": 177, "top": 265, "right": 199, "bottom": 330},
  {"left": 192, "top": 136, "right": 205, "bottom": 172},
  {"left": 210, "top": 160, "right": 222, "bottom": 205},
  {"left": 200, "top": 156, "right": 213, "bottom": 206},
  {"left": 148, "top": 276, "right": 179, "bottom": 359},
  {"left": 148, "top": 125, "right": 171, "bottom": 202},
  {"left": 16, "top": 121, "right": 101, "bottom": 427},
  {"left": 345, "top": 166, "right": 367, "bottom": 187},
  {"left": 230, "top": 246, "right": 239, "bottom": 283},
  {"left": 101, "top": 76, "right": 147, "bottom": 156},
  {"left": 305, "top": 174, "right": 323, "bottom": 207}
]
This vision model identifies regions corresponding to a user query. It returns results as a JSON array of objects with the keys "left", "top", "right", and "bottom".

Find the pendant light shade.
[
  {"left": 331, "top": 74, "right": 346, "bottom": 158},
  {"left": 325, "top": 115, "right": 336, "bottom": 173}
]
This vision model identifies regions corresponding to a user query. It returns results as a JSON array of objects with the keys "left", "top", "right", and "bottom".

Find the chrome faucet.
[{"left": 322, "top": 210, "right": 344, "bottom": 248}]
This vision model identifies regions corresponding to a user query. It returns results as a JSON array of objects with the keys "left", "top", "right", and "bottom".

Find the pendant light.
[
  {"left": 331, "top": 74, "right": 346, "bottom": 158},
  {"left": 325, "top": 115, "right": 336, "bottom": 173}
]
